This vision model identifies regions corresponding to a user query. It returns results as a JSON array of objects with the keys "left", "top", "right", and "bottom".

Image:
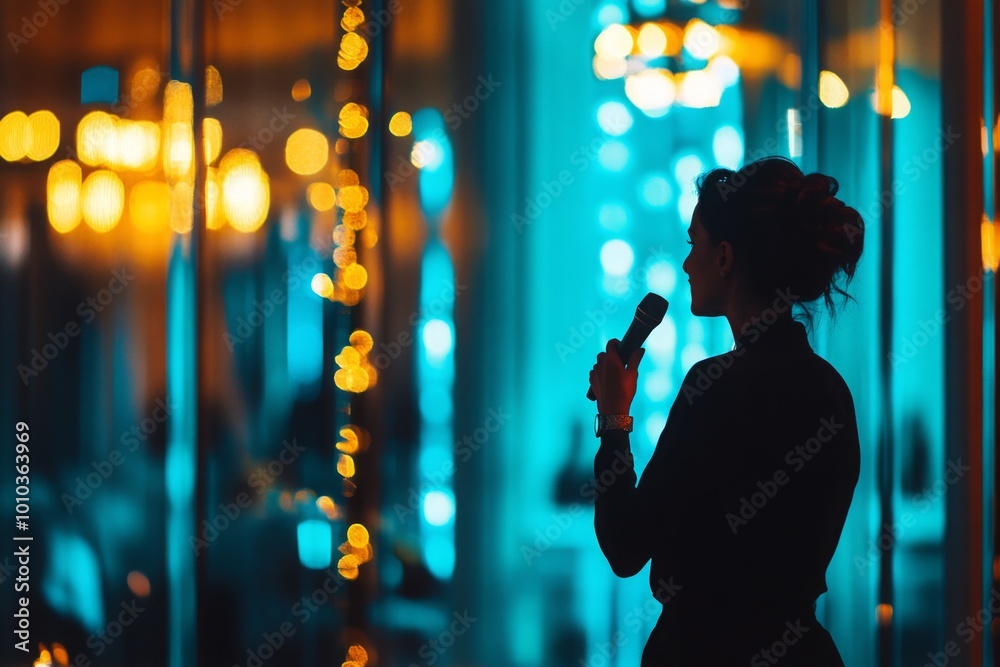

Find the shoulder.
[
  {"left": 796, "top": 354, "right": 861, "bottom": 467},
  {"left": 681, "top": 348, "right": 744, "bottom": 384},
  {"left": 676, "top": 350, "right": 743, "bottom": 398},
  {"left": 798, "top": 352, "right": 857, "bottom": 408},
  {"left": 670, "top": 349, "right": 755, "bottom": 422}
]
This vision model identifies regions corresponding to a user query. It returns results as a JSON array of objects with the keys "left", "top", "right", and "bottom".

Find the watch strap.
[{"left": 595, "top": 413, "right": 633, "bottom": 437}]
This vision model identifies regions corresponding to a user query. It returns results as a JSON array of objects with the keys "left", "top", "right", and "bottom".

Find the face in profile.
[{"left": 681, "top": 204, "right": 727, "bottom": 317}]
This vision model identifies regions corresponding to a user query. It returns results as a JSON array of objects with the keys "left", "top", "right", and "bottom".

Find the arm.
[
  {"left": 590, "top": 358, "right": 711, "bottom": 579},
  {"left": 588, "top": 338, "right": 652, "bottom": 577},
  {"left": 593, "top": 428, "right": 652, "bottom": 577}
]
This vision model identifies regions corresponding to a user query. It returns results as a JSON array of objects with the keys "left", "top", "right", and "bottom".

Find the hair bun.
[
  {"left": 792, "top": 173, "right": 839, "bottom": 213},
  {"left": 787, "top": 173, "right": 864, "bottom": 300}
]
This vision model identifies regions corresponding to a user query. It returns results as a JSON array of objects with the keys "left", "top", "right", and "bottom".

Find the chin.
[
  {"left": 689, "top": 300, "right": 717, "bottom": 317},
  {"left": 688, "top": 290, "right": 703, "bottom": 316}
]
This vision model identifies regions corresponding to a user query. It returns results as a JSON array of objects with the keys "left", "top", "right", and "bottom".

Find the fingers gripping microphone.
[{"left": 587, "top": 292, "right": 669, "bottom": 401}]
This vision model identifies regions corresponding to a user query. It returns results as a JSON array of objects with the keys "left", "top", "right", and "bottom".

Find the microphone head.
[{"left": 635, "top": 292, "right": 668, "bottom": 327}]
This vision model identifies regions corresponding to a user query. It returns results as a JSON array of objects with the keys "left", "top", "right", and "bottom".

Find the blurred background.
[{"left": 0, "top": 0, "right": 996, "bottom": 665}]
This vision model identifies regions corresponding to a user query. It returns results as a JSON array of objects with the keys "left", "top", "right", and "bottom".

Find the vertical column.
[
  {"left": 983, "top": 1, "right": 998, "bottom": 666},
  {"left": 801, "top": 0, "right": 820, "bottom": 176},
  {"left": 875, "top": 1, "right": 897, "bottom": 664},
  {"left": 943, "top": 1, "right": 986, "bottom": 666},
  {"left": 165, "top": 0, "right": 205, "bottom": 666}
]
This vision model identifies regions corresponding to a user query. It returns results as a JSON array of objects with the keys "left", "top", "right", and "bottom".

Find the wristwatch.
[{"left": 594, "top": 414, "right": 633, "bottom": 437}]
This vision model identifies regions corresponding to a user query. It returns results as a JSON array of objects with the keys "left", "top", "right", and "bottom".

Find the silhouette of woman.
[{"left": 589, "top": 156, "right": 864, "bottom": 666}]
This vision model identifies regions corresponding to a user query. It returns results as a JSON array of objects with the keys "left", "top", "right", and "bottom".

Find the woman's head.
[{"left": 681, "top": 156, "right": 865, "bottom": 327}]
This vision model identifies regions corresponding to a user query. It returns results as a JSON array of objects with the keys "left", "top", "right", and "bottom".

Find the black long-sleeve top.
[{"left": 594, "top": 315, "right": 860, "bottom": 666}]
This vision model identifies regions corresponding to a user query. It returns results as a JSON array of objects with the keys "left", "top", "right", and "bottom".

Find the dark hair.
[{"left": 695, "top": 155, "right": 865, "bottom": 330}]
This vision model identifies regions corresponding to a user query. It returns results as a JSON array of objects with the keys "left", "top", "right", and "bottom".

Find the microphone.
[{"left": 586, "top": 292, "right": 669, "bottom": 401}]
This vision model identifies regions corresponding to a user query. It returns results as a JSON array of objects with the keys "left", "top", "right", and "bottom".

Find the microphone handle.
[{"left": 586, "top": 322, "right": 651, "bottom": 402}]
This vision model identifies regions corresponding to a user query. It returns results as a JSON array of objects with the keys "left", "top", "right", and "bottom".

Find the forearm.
[
  {"left": 593, "top": 429, "right": 649, "bottom": 577},
  {"left": 594, "top": 430, "right": 636, "bottom": 490}
]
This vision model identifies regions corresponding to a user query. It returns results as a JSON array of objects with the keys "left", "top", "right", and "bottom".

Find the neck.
[{"left": 724, "top": 291, "right": 794, "bottom": 342}]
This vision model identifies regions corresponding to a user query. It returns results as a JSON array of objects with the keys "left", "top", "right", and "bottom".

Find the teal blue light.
[
  {"left": 596, "top": 3, "right": 627, "bottom": 27},
  {"left": 165, "top": 441, "right": 195, "bottom": 504},
  {"left": 421, "top": 318, "right": 454, "bottom": 365},
  {"left": 598, "top": 140, "right": 630, "bottom": 171},
  {"left": 890, "top": 69, "right": 946, "bottom": 560},
  {"left": 984, "top": 5, "right": 996, "bottom": 664},
  {"left": 597, "top": 101, "right": 633, "bottom": 136},
  {"left": 632, "top": 0, "right": 666, "bottom": 18},
  {"left": 639, "top": 173, "right": 672, "bottom": 207},
  {"left": 673, "top": 154, "right": 705, "bottom": 189},
  {"left": 602, "top": 273, "right": 632, "bottom": 296},
  {"left": 416, "top": 241, "right": 456, "bottom": 432},
  {"left": 644, "top": 410, "right": 668, "bottom": 444},
  {"left": 416, "top": 235, "right": 455, "bottom": 580},
  {"left": 297, "top": 520, "right": 333, "bottom": 569},
  {"left": 162, "top": 265, "right": 192, "bottom": 516},
  {"left": 678, "top": 190, "right": 698, "bottom": 222},
  {"left": 81, "top": 65, "right": 119, "bottom": 104},
  {"left": 287, "top": 248, "right": 323, "bottom": 390},
  {"left": 166, "top": 248, "right": 195, "bottom": 506},
  {"left": 419, "top": 379, "right": 453, "bottom": 423},
  {"left": 166, "top": 235, "right": 196, "bottom": 667},
  {"left": 712, "top": 125, "right": 744, "bottom": 169},
  {"left": 983, "top": 274, "right": 996, "bottom": 667},
  {"left": 418, "top": 436, "right": 452, "bottom": 484},
  {"left": 709, "top": 55, "right": 741, "bottom": 88},
  {"left": 422, "top": 489, "right": 455, "bottom": 526},
  {"left": 423, "top": 533, "right": 456, "bottom": 580},
  {"left": 680, "top": 341, "right": 709, "bottom": 373},
  {"left": 645, "top": 260, "right": 677, "bottom": 296},
  {"left": 412, "top": 108, "right": 454, "bottom": 221},
  {"left": 287, "top": 321, "right": 323, "bottom": 387},
  {"left": 42, "top": 531, "right": 103, "bottom": 632},
  {"left": 600, "top": 239, "right": 635, "bottom": 275},
  {"left": 680, "top": 51, "right": 710, "bottom": 72},
  {"left": 645, "top": 313, "right": 677, "bottom": 360},
  {"left": 644, "top": 371, "right": 672, "bottom": 403},
  {"left": 419, "top": 239, "right": 455, "bottom": 303},
  {"left": 599, "top": 202, "right": 629, "bottom": 230}
]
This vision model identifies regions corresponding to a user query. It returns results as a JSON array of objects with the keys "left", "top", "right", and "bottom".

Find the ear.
[{"left": 718, "top": 241, "right": 734, "bottom": 273}]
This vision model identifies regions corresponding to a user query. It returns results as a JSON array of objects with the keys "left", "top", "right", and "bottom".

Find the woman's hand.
[{"left": 589, "top": 338, "right": 646, "bottom": 415}]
